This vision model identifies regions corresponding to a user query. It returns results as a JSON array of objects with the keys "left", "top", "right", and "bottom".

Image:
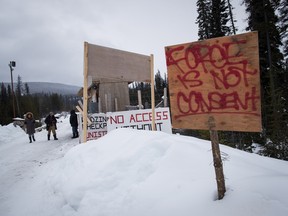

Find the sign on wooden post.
[
  {"left": 165, "top": 32, "right": 261, "bottom": 200},
  {"left": 165, "top": 31, "right": 261, "bottom": 132}
]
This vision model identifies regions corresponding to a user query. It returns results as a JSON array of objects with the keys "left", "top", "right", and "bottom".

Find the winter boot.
[
  {"left": 53, "top": 134, "right": 58, "bottom": 140},
  {"left": 48, "top": 134, "right": 50, "bottom": 141},
  {"left": 29, "top": 136, "right": 32, "bottom": 143},
  {"left": 32, "top": 135, "right": 36, "bottom": 141},
  {"left": 72, "top": 133, "right": 75, "bottom": 139},
  {"left": 76, "top": 131, "right": 79, "bottom": 138}
]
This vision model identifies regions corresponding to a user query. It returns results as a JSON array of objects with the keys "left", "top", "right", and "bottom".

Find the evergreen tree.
[
  {"left": 227, "top": 0, "right": 237, "bottom": 34},
  {"left": 154, "top": 70, "right": 165, "bottom": 104},
  {"left": 210, "top": 0, "right": 231, "bottom": 37},
  {"left": 24, "top": 83, "right": 30, "bottom": 95},
  {"left": 0, "top": 83, "right": 8, "bottom": 103},
  {"left": 196, "top": 0, "right": 212, "bottom": 39},
  {"left": 15, "top": 75, "right": 23, "bottom": 117},
  {"left": 15, "top": 75, "right": 23, "bottom": 97},
  {"left": 0, "top": 83, "right": 9, "bottom": 125},
  {"left": 196, "top": 0, "right": 236, "bottom": 39},
  {"left": 243, "top": 0, "right": 287, "bottom": 159},
  {"left": 279, "top": 0, "right": 288, "bottom": 59}
]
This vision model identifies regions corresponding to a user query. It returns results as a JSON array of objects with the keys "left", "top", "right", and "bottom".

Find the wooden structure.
[{"left": 82, "top": 42, "right": 155, "bottom": 143}]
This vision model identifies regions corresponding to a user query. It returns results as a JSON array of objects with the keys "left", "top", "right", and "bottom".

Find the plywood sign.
[
  {"left": 87, "top": 43, "right": 151, "bottom": 82},
  {"left": 165, "top": 31, "right": 262, "bottom": 132}
]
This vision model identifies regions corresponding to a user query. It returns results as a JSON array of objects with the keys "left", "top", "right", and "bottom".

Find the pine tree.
[
  {"left": 196, "top": 0, "right": 236, "bottom": 39},
  {"left": 154, "top": 70, "right": 165, "bottom": 104},
  {"left": 196, "top": 0, "right": 211, "bottom": 39},
  {"left": 243, "top": 0, "right": 287, "bottom": 159},
  {"left": 15, "top": 75, "right": 23, "bottom": 97},
  {"left": 210, "top": 0, "right": 231, "bottom": 37},
  {"left": 279, "top": 0, "right": 288, "bottom": 59},
  {"left": 0, "top": 83, "right": 9, "bottom": 125},
  {"left": 227, "top": 0, "right": 237, "bottom": 34},
  {"left": 24, "top": 83, "right": 30, "bottom": 95}
]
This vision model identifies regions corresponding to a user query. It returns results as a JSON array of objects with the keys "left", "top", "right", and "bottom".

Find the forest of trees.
[{"left": 0, "top": 75, "right": 81, "bottom": 125}]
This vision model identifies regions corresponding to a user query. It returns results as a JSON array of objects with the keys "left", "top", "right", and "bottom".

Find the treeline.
[{"left": 0, "top": 76, "right": 81, "bottom": 125}]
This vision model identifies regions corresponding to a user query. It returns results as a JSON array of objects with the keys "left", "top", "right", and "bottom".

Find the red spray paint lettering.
[{"left": 166, "top": 39, "right": 260, "bottom": 117}]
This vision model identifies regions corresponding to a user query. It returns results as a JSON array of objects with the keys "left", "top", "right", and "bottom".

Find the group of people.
[{"left": 24, "top": 110, "right": 79, "bottom": 143}]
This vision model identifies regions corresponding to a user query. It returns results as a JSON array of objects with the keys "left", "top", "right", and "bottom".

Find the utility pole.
[{"left": 9, "top": 61, "right": 16, "bottom": 118}]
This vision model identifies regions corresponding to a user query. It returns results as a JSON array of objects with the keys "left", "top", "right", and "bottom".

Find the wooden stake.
[
  {"left": 164, "top": 87, "right": 167, "bottom": 107},
  {"left": 98, "top": 97, "right": 102, "bottom": 113},
  {"left": 76, "top": 105, "right": 92, "bottom": 125},
  {"left": 82, "top": 42, "right": 89, "bottom": 143},
  {"left": 150, "top": 54, "right": 155, "bottom": 131},
  {"left": 105, "top": 94, "right": 108, "bottom": 112},
  {"left": 137, "top": 90, "right": 142, "bottom": 109},
  {"left": 208, "top": 116, "right": 226, "bottom": 200},
  {"left": 115, "top": 98, "right": 118, "bottom": 111}
]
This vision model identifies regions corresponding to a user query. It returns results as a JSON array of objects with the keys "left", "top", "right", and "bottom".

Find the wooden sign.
[
  {"left": 165, "top": 32, "right": 262, "bottom": 132},
  {"left": 86, "top": 43, "right": 151, "bottom": 82}
]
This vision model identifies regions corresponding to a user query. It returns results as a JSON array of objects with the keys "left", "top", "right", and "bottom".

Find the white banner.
[
  {"left": 106, "top": 108, "right": 172, "bottom": 134},
  {"left": 79, "top": 113, "right": 108, "bottom": 142}
]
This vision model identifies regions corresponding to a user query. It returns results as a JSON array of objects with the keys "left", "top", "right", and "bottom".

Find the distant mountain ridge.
[{"left": 3, "top": 82, "right": 81, "bottom": 95}]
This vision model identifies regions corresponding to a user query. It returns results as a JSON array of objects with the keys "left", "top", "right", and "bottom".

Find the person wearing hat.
[
  {"left": 44, "top": 112, "right": 58, "bottom": 140},
  {"left": 24, "top": 112, "right": 36, "bottom": 143},
  {"left": 70, "top": 109, "right": 79, "bottom": 138}
]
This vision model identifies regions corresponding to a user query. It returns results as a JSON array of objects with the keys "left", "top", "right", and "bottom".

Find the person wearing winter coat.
[
  {"left": 24, "top": 112, "right": 36, "bottom": 143},
  {"left": 44, "top": 112, "right": 58, "bottom": 140},
  {"left": 70, "top": 109, "right": 79, "bottom": 138}
]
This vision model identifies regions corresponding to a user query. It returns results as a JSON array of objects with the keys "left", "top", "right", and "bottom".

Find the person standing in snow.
[
  {"left": 45, "top": 112, "right": 58, "bottom": 140},
  {"left": 69, "top": 109, "right": 79, "bottom": 138},
  {"left": 24, "top": 112, "right": 36, "bottom": 143}
]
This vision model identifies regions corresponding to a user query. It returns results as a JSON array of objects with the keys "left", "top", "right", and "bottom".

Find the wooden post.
[
  {"left": 76, "top": 105, "right": 92, "bottom": 125},
  {"left": 164, "top": 87, "right": 167, "bottom": 107},
  {"left": 115, "top": 98, "right": 118, "bottom": 111},
  {"left": 208, "top": 116, "right": 226, "bottom": 200},
  {"left": 82, "top": 42, "right": 89, "bottom": 143},
  {"left": 105, "top": 94, "right": 108, "bottom": 112},
  {"left": 137, "top": 90, "right": 142, "bottom": 109},
  {"left": 150, "top": 54, "right": 156, "bottom": 131},
  {"left": 98, "top": 97, "right": 102, "bottom": 113}
]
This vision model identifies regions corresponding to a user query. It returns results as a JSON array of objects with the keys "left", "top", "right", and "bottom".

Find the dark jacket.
[
  {"left": 70, "top": 110, "right": 78, "bottom": 127},
  {"left": 45, "top": 114, "right": 57, "bottom": 129},
  {"left": 24, "top": 112, "right": 36, "bottom": 135}
]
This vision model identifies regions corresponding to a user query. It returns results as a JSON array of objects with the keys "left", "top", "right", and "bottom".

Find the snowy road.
[{"left": 0, "top": 117, "right": 79, "bottom": 215}]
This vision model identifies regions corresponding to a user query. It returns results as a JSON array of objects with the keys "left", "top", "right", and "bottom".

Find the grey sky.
[{"left": 0, "top": 0, "right": 247, "bottom": 87}]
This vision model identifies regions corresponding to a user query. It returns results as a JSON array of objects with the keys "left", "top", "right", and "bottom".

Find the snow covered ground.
[{"left": 0, "top": 115, "right": 288, "bottom": 216}]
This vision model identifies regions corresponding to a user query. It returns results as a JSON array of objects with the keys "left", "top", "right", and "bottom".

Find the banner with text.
[
  {"left": 106, "top": 108, "right": 172, "bottom": 134},
  {"left": 78, "top": 113, "right": 108, "bottom": 142},
  {"left": 165, "top": 31, "right": 261, "bottom": 132}
]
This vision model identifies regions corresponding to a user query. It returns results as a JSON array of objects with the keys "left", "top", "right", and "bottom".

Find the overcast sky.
[{"left": 0, "top": 0, "right": 247, "bottom": 87}]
